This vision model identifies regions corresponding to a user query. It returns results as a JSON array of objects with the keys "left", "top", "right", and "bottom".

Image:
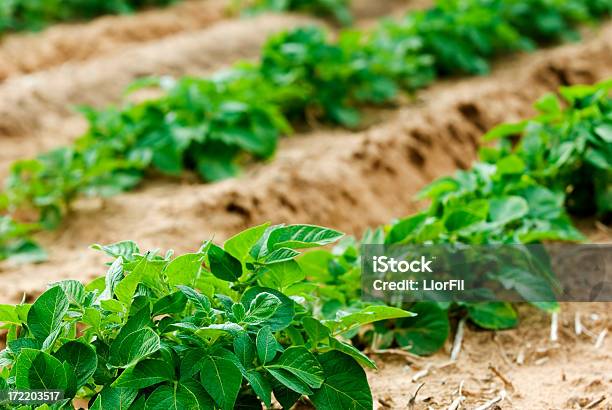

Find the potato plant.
[
  {"left": 299, "top": 81, "right": 612, "bottom": 354},
  {"left": 0, "top": 224, "right": 411, "bottom": 409},
  {"left": 0, "top": 0, "right": 176, "bottom": 34},
  {"left": 238, "top": 0, "right": 352, "bottom": 25}
]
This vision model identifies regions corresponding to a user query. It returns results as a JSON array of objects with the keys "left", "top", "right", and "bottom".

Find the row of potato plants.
[
  {"left": 1, "top": 0, "right": 611, "bottom": 263},
  {"left": 0, "top": 0, "right": 177, "bottom": 33},
  {"left": 237, "top": 0, "right": 352, "bottom": 25},
  {"left": 0, "top": 224, "right": 411, "bottom": 409},
  {"left": 302, "top": 80, "right": 611, "bottom": 354},
  {"left": 0, "top": 80, "right": 609, "bottom": 409},
  {"left": 0, "top": 0, "right": 353, "bottom": 35}
]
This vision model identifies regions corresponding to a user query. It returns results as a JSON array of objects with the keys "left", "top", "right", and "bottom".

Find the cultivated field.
[{"left": 0, "top": 1, "right": 610, "bottom": 409}]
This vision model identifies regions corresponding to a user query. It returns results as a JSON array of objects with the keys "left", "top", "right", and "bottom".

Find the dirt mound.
[
  {"left": 0, "top": 0, "right": 230, "bottom": 82},
  {"left": 0, "top": 14, "right": 318, "bottom": 174},
  {"left": 367, "top": 302, "right": 612, "bottom": 409},
  {"left": 0, "top": 0, "right": 418, "bottom": 83},
  {"left": 1, "top": 22, "right": 611, "bottom": 303}
]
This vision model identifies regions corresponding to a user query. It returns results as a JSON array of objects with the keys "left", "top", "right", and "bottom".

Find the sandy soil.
[{"left": 367, "top": 302, "right": 612, "bottom": 410}]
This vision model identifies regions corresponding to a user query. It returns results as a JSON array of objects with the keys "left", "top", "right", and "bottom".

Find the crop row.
[
  {"left": 239, "top": 0, "right": 352, "bottom": 25},
  {"left": 0, "top": 0, "right": 351, "bottom": 35},
  {"left": 302, "top": 80, "right": 611, "bottom": 354},
  {"left": 1, "top": 0, "right": 611, "bottom": 263},
  {"left": 0, "top": 0, "right": 176, "bottom": 33},
  {"left": 0, "top": 81, "right": 610, "bottom": 409}
]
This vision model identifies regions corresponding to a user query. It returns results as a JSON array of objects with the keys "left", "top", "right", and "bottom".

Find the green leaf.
[
  {"left": 233, "top": 332, "right": 256, "bottom": 368},
  {"left": 152, "top": 291, "right": 187, "bottom": 315},
  {"left": 15, "top": 348, "right": 68, "bottom": 390},
  {"left": 90, "top": 386, "right": 138, "bottom": 410},
  {"left": 266, "top": 346, "right": 324, "bottom": 389},
  {"left": 328, "top": 305, "right": 414, "bottom": 335},
  {"left": 272, "top": 384, "right": 301, "bottom": 409},
  {"left": 225, "top": 222, "right": 270, "bottom": 262},
  {"left": 63, "top": 361, "right": 78, "bottom": 399},
  {"left": 199, "top": 355, "right": 242, "bottom": 410},
  {"left": 386, "top": 213, "right": 428, "bottom": 244},
  {"left": 496, "top": 155, "right": 526, "bottom": 175},
  {"left": 297, "top": 250, "right": 334, "bottom": 281},
  {"left": 267, "top": 225, "right": 343, "bottom": 250},
  {"left": 113, "top": 359, "right": 174, "bottom": 389},
  {"left": 54, "top": 341, "right": 97, "bottom": 388},
  {"left": 0, "top": 304, "right": 20, "bottom": 324},
  {"left": 259, "top": 260, "right": 305, "bottom": 291},
  {"left": 165, "top": 253, "right": 203, "bottom": 286},
  {"left": 54, "top": 280, "right": 86, "bottom": 306},
  {"left": 177, "top": 285, "right": 211, "bottom": 314},
  {"left": 256, "top": 325, "right": 280, "bottom": 365},
  {"left": 243, "top": 292, "right": 282, "bottom": 324},
  {"left": 534, "top": 93, "right": 561, "bottom": 115},
  {"left": 244, "top": 370, "right": 272, "bottom": 408},
  {"left": 181, "top": 379, "right": 216, "bottom": 409},
  {"left": 92, "top": 241, "right": 140, "bottom": 260},
  {"left": 489, "top": 196, "right": 529, "bottom": 225},
  {"left": 4, "top": 240, "right": 47, "bottom": 264},
  {"left": 498, "top": 268, "right": 557, "bottom": 304},
  {"left": 467, "top": 302, "right": 518, "bottom": 330},
  {"left": 302, "top": 317, "right": 331, "bottom": 344},
  {"left": 241, "top": 287, "right": 294, "bottom": 331},
  {"left": 266, "top": 368, "right": 312, "bottom": 395},
  {"left": 208, "top": 243, "right": 242, "bottom": 282},
  {"left": 264, "top": 247, "right": 301, "bottom": 264},
  {"left": 196, "top": 149, "right": 239, "bottom": 182},
  {"left": 416, "top": 177, "right": 461, "bottom": 200},
  {"left": 310, "top": 351, "right": 372, "bottom": 410},
  {"left": 27, "top": 286, "right": 69, "bottom": 342},
  {"left": 100, "top": 257, "right": 124, "bottom": 300},
  {"left": 594, "top": 123, "right": 612, "bottom": 143},
  {"left": 444, "top": 200, "right": 489, "bottom": 232},
  {"left": 329, "top": 338, "right": 376, "bottom": 369},
  {"left": 114, "top": 271, "right": 142, "bottom": 305},
  {"left": 100, "top": 298, "right": 124, "bottom": 313},
  {"left": 394, "top": 302, "right": 450, "bottom": 355},
  {"left": 483, "top": 120, "right": 528, "bottom": 141},
  {"left": 8, "top": 337, "right": 41, "bottom": 355},
  {"left": 109, "top": 307, "right": 160, "bottom": 368},
  {"left": 109, "top": 327, "right": 160, "bottom": 368}
]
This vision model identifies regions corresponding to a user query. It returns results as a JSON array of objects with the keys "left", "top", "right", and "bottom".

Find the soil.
[
  {"left": 0, "top": 5, "right": 610, "bottom": 409},
  {"left": 366, "top": 301, "right": 612, "bottom": 410}
]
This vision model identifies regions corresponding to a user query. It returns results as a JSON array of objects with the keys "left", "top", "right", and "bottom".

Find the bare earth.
[
  {"left": 367, "top": 302, "right": 611, "bottom": 410},
  {"left": 0, "top": 6, "right": 610, "bottom": 409}
]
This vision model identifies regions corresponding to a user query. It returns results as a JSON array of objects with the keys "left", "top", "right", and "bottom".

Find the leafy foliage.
[
  {"left": 0, "top": 224, "right": 411, "bottom": 409},
  {"left": 239, "top": 0, "right": 352, "bottom": 25},
  {"left": 1, "top": 0, "right": 611, "bottom": 262},
  {"left": 298, "top": 81, "right": 611, "bottom": 352},
  {"left": 0, "top": 0, "right": 176, "bottom": 34}
]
